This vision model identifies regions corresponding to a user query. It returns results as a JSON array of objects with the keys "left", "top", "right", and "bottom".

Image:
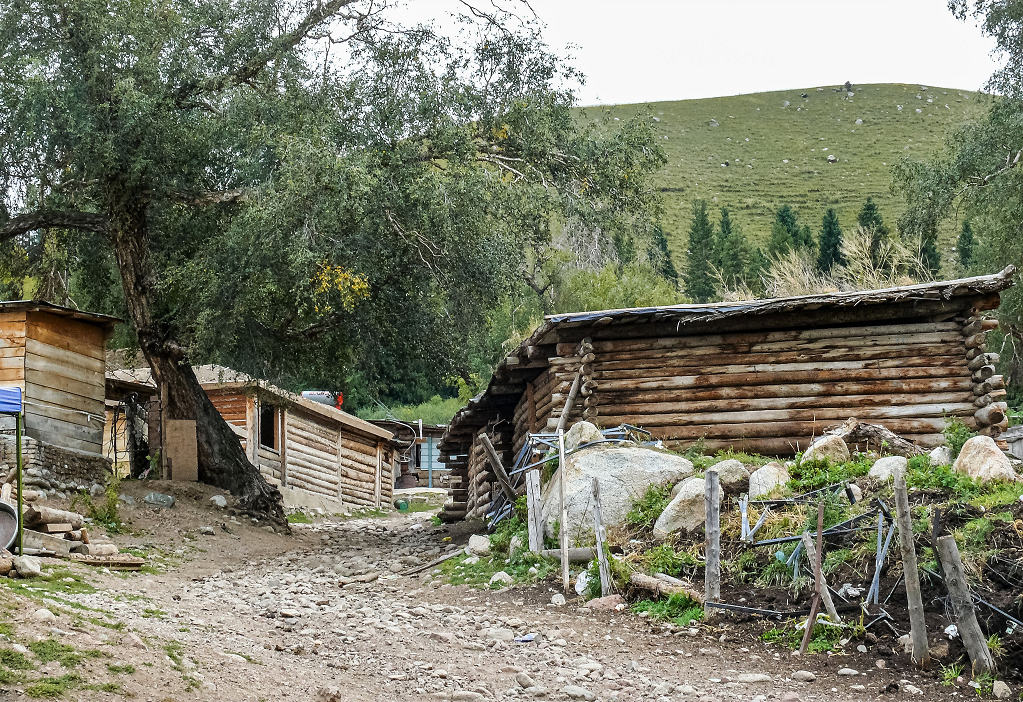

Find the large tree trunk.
[{"left": 107, "top": 192, "right": 288, "bottom": 529}]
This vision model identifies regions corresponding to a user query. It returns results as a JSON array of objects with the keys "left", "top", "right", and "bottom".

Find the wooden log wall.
[
  {"left": 284, "top": 409, "right": 341, "bottom": 498},
  {"left": 962, "top": 311, "right": 1008, "bottom": 439},
  {"left": 338, "top": 432, "right": 380, "bottom": 507},
  {"left": 567, "top": 318, "right": 992, "bottom": 454}
]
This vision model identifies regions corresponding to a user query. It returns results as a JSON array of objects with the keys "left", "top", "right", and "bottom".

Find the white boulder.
[
  {"left": 467, "top": 534, "right": 491, "bottom": 556},
  {"left": 709, "top": 459, "right": 750, "bottom": 493},
  {"left": 541, "top": 446, "right": 694, "bottom": 542},
  {"left": 488, "top": 571, "right": 514, "bottom": 588},
  {"left": 749, "top": 462, "right": 791, "bottom": 498},
  {"left": 869, "top": 456, "right": 907, "bottom": 482},
  {"left": 13, "top": 555, "right": 41, "bottom": 578},
  {"left": 954, "top": 436, "right": 1017, "bottom": 483},
  {"left": 564, "top": 421, "right": 605, "bottom": 451},
  {"left": 671, "top": 475, "right": 702, "bottom": 498},
  {"left": 653, "top": 476, "right": 720, "bottom": 538},
  {"left": 929, "top": 446, "right": 953, "bottom": 467},
  {"left": 802, "top": 435, "right": 850, "bottom": 464}
]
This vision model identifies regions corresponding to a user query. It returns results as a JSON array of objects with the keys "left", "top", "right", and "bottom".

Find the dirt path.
[{"left": 0, "top": 494, "right": 958, "bottom": 702}]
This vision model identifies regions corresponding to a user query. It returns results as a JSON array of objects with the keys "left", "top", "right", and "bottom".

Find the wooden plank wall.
[
  {"left": 284, "top": 409, "right": 340, "bottom": 498},
  {"left": 575, "top": 318, "right": 983, "bottom": 454},
  {"left": 23, "top": 312, "right": 106, "bottom": 454},
  {"left": 0, "top": 311, "right": 26, "bottom": 434}
]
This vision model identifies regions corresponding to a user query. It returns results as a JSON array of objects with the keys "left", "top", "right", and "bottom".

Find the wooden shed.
[
  {"left": 107, "top": 365, "right": 396, "bottom": 508},
  {"left": 437, "top": 269, "right": 1016, "bottom": 522},
  {"left": 0, "top": 301, "right": 117, "bottom": 455}
]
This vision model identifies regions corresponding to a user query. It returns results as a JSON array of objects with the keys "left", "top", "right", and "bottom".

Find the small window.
[{"left": 259, "top": 404, "right": 277, "bottom": 450}]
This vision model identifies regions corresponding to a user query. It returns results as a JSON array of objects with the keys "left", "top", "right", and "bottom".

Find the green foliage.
[
  {"left": 631, "top": 593, "right": 703, "bottom": 627},
  {"left": 683, "top": 200, "right": 717, "bottom": 303},
  {"left": 943, "top": 416, "right": 977, "bottom": 459},
  {"left": 761, "top": 621, "right": 842, "bottom": 654},
  {"left": 906, "top": 460, "right": 977, "bottom": 495},
  {"left": 817, "top": 208, "right": 846, "bottom": 272},
  {"left": 957, "top": 219, "right": 975, "bottom": 271},
  {"left": 647, "top": 224, "right": 679, "bottom": 287},
  {"left": 70, "top": 474, "right": 121, "bottom": 533},
  {"left": 857, "top": 197, "right": 893, "bottom": 270},
  {"left": 767, "top": 204, "right": 813, "bottom": 257},
  {"left": 788, "top": 456, "right": 871, "bottom": 493},
  {"left": 0, "top": 648, "right": 34, "bottom": 670},
  {"left": 106, "top": 664, "right": 135, "bottom": 675},
  {"left": 286, "top": 512, "right": 313, "bottom": 524},
  {"left": 940, "top": 661, "right": 965, "bottom": 686},
  {"left": 24, "top": 674, "right": 82, "bottom": 698},
  {"left": 356, "top": 395, "right": 463, "bottom": 426},
  {"left": 625, "top": 483, "right": 674, "bottom": 528},
  {"left": 583, "top": 545, "right": 632, "bottom": 599},
  {"left": 552, "top": 263, "right": 683, "bottom": 313},
  {"left": 28, "top": 640, "right": 102, "bottom": 668},
  {"left": 438, "top": 552, "right": 557, "bottom": 588},
  {"left": 642, "top": 544, "right": 697, "bottom": 577},
  {"left": 714, "top": 208, "right": 759, "bottom": 290}
]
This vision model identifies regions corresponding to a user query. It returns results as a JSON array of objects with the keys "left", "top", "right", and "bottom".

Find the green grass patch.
[
  {"left": 0, "top": 647, "right": 35, "bottom": 670},
  {"left": 142, "top": 608, "right": 166, "bottom": 619},
  {"left": 641, "top": 544, "right": 697, "bottom": 578},
  {"left": 286, "top": 511, "right": 313, "bottom": 524},
  {"left": 788, "top": 456, "right": 871, "bottom": 493},
  {"left": 761, "top": 620, "right": 842, "bottom": 654},
  {"left": 438, "top": 552, "right": 557, "bottom": 589},
  {"left": 70, "top": 474, "right": 122, "bottom": 534},
  {"left": 0, "top": 621, "right": 14, "bottom": 637},
  {"left": 631, "top": 592, "right": 703, "bottom": 627},
  {"left": 28, "top": 639, "right": 103, "bottom": 668},
  {"left": 626, "top": 482, "right": 674, "bottom": 528},
  {"left": 906, "top": 459, "right": 978, "bottom": 496},
  {"left": 0, "top": 667, "right": 28, "bottom": 684},
  {"left": 107, "top": 663, "right": 135, "bottom": 674},
  {"left": 24, "top": 673, "right": 81, "bottom": 698}
]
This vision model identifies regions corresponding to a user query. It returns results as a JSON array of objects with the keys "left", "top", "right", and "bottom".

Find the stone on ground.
[
  {"left": 708, "top": 459, "right": 750, "bottom": 493},
  {"left": 992, "top": 680, "right": 1012, "bottom": 699},
  {"left": 584, "top": 594, "right": 625, "bottom": 611},
  {"left": 540, "top": 445, "right": 693, "bottom": 541},
  {"left": 802, "top": 435, "right": 850, "bottom": 463},
  {"left": 563, "top": 421, "right": 604, "bottom": 452},
  {"left": 488, "top": 571, "right": 514, "bottom": 588},
  {"left": 653, "top": 476, "right": 721, "bottom": 538},
  {"left": 12, "top": 555, "right": 41, "bottom": 578},
  {"left": 929, "top": 445, "right": 952, "bottom": 466},
  {"left": 954, "top": 436, "right": 1017, "bottom": 483},
  {"left": 749, "top": 462, "right": 791, "bottom": 498},
  {"left": 868, "top": 455, "right": 907, "bottom": 482},
  {"left": 467, "top": 534, "right": 491, "bottom": 556}
]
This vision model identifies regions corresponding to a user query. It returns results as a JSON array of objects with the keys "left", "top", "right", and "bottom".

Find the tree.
[
  {"left": 647, "top": 224, "right": 679, "bottom": 287},
  {"left": 857, "top": 197, "right": 893, "bottom": 267},
  {"left": 957, "top": 220, "right": 975, "bottom": 271},
  {"left": 714, "top": 208, "right": 754, "bottom": 289},
  {"left": 684, "top": 201, "right": 716, "bottom": 303},
  {"left": 767, "top": 205, "right": 813, "bottom": 257},
  {"left": 817, "top": 208, "right": 845, "bottom": 272},
  {"left": 0, "top": 1, "right": 663, "bottom": 523}
]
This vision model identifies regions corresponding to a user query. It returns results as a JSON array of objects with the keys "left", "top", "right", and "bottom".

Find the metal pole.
[
  {"left": 16, "top": 411, "right": 23, "bottom": 556},
  {"left": 558, "top": 428, "right": 569, "bottom": 593}
]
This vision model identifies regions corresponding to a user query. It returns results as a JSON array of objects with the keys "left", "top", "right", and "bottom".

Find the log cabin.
[
  {"left": 437, "top": 268, "right": 1016, "bottom": 522},
  {"left": 0, "top": 301, "right": 116, "bottom": 455},
  {"left": 107, "top": 365, "right": 396, "bottom": 509}
]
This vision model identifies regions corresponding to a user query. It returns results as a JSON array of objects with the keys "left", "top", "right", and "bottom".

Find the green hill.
[{"left": 596, "top": 83, "right": 989, "bottom": 258}]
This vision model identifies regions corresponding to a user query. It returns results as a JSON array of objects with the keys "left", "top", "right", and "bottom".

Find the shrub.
[
  {"left": 71, "top": 474, "right": 121, "bottom": 533},
  {"left": 631, "top": 592, "right": 703, "bottom": 626},
  {"left": 626, "top": 483, "right": 674, "bottom": 528},
  {"left": 943, "top": 416, "right": 976, "bottom": 459}
]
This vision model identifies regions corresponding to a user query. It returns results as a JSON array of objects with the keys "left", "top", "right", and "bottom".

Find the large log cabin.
[
  {"left": 437, "top": 268, "right": 1016, "bottom": 522},
  {"left": 108, "top": 365, "right": 396, "bottom": 509}
]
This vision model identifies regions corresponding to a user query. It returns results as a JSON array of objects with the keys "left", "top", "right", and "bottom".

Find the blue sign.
[{"left": 0, "top": 387, "right": 22, "bottom": 414}]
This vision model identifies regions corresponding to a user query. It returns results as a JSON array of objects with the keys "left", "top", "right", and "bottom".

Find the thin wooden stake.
[
  {"left": 591, "top": 478, "right": 611, "bottom": 597},
  {"left": 798, "top": 499, "right": 828, "bottom": 654},
  {"left": 800, "top": 531, "right": 841, "bottom": 624},
  {"left": 935, "top": 535, "right": 995, "bottom": 674},
  {"left": 558, "top": 428, "right": 570, "bottom": 593},
  {"left": 704, "top": 469, "right": 721, "bottom": 619},
  {"left": 524, "top": 469, "right": 543, "bottom": 553},
  {"left": 480, "top": 434, "right": 517, "bottom": 502},
  {"left": 893, "top": 466, "right": 931, "bottom": 667}
]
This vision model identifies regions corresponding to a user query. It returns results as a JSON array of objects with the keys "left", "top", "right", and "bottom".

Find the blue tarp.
[{"left": 0, "top": 387, "right": 22, "bottom": 414}]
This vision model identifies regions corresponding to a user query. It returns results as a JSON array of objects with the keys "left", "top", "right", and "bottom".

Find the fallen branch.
[
  {"left": 628, "top": 572, "right": 704, "bottom": 604},
  {"left": 402, "top": 549, "right": 463, "bottom": 576}
]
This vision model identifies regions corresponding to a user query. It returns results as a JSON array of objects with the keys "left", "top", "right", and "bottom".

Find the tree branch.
[{"left": 0, "top": 209, "right": 108, "bottom": 242}]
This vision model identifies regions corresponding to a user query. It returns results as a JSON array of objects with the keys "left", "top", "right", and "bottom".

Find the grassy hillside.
[{"left": 595, "top": 83, "right": 989, "bottom": 258}]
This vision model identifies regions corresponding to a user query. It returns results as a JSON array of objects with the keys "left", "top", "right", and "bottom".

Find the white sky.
[{"left": 400, "top": 0, "right": 1001, "bottom": 105}]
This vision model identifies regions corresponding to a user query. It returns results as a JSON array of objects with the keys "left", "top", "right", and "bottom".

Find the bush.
[
  {"left": 70, "top": 474, "right": 121, "bottom": 533},
  {"left": 625, "top": 483, "right": 674, "bottom": 528},
  {"left": 787, "top": 456, "right": 871, "bottom": 493},
  {"left": 631, "top": 592, "right": 703, "bottom": 626},
  {"left": 943, "top": 416, "right": 976, "bottom": 459}
]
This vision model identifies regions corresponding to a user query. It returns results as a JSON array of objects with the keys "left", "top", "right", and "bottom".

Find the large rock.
[
  {"left": 540, "top": 446, "right": 694, "bottom": 542},
  {"left": 710, "top": 459, "right": 750, "bottom": 493},
  {"left": 671, "top": 475, "right": 702, "bottom": 498},
  {"left": 929, "top": 446, "right": 953, "bottom": 467},
  {"left": 653, "top": 476, "right": 720, "bottom": 538},
  {"left": 12, "top": 555, "right": 42, "bottom": 578},
  {"left": 802, "top": 435, "right": 850, "bottom": 463},
  {"left": 467, "top": 534, "right": 491, "bottom": 556},
  {"left": 954, "top": 436, "right": 1017, "bottom": 483},
  {"left": 869, "top": 455, "right": 907, "bottom": 482},
  {"left": 564, "top": 421, "right": 604, "bottom": 452},
  {"left": 749, "top": 462, "right": 790, "bottom": 498}
]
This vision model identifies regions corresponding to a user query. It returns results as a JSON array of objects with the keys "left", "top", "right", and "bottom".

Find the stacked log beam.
[
  {"left": 581, "top": 319, "right": 981, "bottom": 452},
  {"left": 545, "top": 339, "right": 591, "bottom": 431},
  {"left": 961, "top": 311, "right": 1008, "bottom": 441}
]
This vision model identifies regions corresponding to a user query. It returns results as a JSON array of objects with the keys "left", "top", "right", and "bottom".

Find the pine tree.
[
  {"left": 715, "top": 208, "right": 753, "bottom": 288},
  {"left": 957, "top": 220, "right": 975, "bottom": 271},
  {"left": 920, "top": 224, "right": 941, "bottom": 277},
  {"left": 767, "top": 205, "right": 812, "bottom": 257},
  {"left": 684, "top": 200, "right": 716, "bottom": 303},
  {"left": 647, "top": 224, "right": 679, "bottom": 287},
  {"left": 817, "top": 208, "right": 845, "bottom": 272},
  {"left": 858, "top": 196, "right": 891, "bottom": 266}
]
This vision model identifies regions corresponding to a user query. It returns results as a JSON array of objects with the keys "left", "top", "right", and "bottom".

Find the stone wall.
[{"left": 0, "top": 434, "right": 110, "bottom": 498}]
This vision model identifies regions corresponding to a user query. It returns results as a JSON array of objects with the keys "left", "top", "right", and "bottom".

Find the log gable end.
[{"left": 436, "top": 267, "right": 1016, "bottom": 522}]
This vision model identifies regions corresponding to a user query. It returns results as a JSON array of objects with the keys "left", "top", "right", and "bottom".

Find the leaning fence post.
[
  {"left": 591, "top": 478, "right": 611, "bottom": 597},
  {"left": 893, "top": 466, "right": 930, "bottom": 667},
  {"left": 935, "top": 534, "right": 995, "bottom": 674},
  {"left": 704, "top": 469, "right": 721, "bottom": 619}
]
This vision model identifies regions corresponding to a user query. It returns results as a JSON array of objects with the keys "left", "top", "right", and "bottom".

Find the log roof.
[{"left": 440, "top": 267, "right": 1017, "bottom": 451}]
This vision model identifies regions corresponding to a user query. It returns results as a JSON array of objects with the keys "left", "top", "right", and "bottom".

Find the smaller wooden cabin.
[
  {"left": 107, "top": 365, "right": 396, "bottom": 508},
  {"left": 0, "top": 301, "right": 117, "bottom": 455}
]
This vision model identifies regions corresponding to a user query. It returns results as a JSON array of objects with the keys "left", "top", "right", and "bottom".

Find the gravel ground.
[{"left": 0, "top": 489, "right": 998, "bottom": 701}]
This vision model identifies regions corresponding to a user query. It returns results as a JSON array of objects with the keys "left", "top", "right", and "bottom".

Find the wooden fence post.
[
  {"left": 893, "top": 466, "right": 930, "bottom": 667},
  {"left": 592, "top": 478, "right": 611, "bottom": 597},
  {"left": 558, "top": 428, "right": 570, "bottom": 593},
  {"left": 704, "top": 469, "right": 720, "bottom": 618},
  {"left": 525, "top": 470, "right": 543, "bottom": 553},
  {"left": 799, "top": 531, "right": 841, "bottom": 623},
  {"left": 935, "top": 535, "right": 995, "bottom": 674}
]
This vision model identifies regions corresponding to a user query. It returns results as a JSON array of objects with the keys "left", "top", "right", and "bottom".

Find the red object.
[{"left": 335, "top": 392, "right": 343, "bottom": 409}]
